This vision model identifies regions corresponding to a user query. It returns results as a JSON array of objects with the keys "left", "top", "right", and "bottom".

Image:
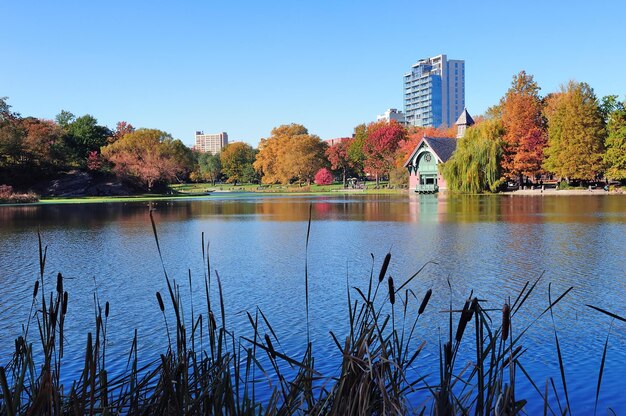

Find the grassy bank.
[{"left": 1, "top": 212, "right": 622, "bottom": 414}]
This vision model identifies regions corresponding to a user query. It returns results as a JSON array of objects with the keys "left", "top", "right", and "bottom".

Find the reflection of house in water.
[{"left": 404, "top": 109, "right": 474, "bottom": 193}]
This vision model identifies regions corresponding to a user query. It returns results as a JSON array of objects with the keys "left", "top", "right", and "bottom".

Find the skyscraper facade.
[
  {"left": 194, "top": 131, "right": 228, "bottom": 154},
  {"left": 403, "top": 54, "right": 465, "bottom": 128}
]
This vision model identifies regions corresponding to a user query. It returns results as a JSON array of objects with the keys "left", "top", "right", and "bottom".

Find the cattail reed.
[
  {"left": 444, "top": 341, "right": 452, "bottom": 369},
  {"left": 33, "top": 280, "right": 39, "bottom": 298},
  {"left": 388, "top": 276, "right": 395, "bottom": 305},
  {"left": 378, "top": 252, "right": 391, "bottom": 283},
  {"left": 455, "top": 298, "right": 472, "bottom": 343},
  {"left": 156, "top": 292, "right": 165, "bottom": 312},
  {"left": 62, "top": 292, "right": 68, "bottom": 315},
  {"left": 502, "top": 303, "right": 511, "bottom": 341},
  {"left": 265, "top": 334, "right": 276, "bottom": 358},
  {"left": 418, "top": 289, "right": 432, "bottom": 315},
  {"left": 56, "top": 272, "right": 63, "bottom": 293}
]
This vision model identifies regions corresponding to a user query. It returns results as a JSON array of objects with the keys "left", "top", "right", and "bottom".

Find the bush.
[
  {"left": 314, "top": 168, "right": 333, "bottom": 185},
  {"left": 0, "top": 184, "right": 39, "bottom": 203}
]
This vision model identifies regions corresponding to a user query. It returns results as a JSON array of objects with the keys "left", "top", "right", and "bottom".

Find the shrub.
[
  {"left": 314, "top": 168, "right": 333, "bottom": 185},
  {"left": 0, "top": 184, "right": 39, "bottom": 203}
]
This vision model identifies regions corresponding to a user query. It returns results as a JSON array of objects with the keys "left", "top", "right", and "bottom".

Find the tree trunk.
[{"left": 342, "top": 167, "right": 347, "bottom": 188}]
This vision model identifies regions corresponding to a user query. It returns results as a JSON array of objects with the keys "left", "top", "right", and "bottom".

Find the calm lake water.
[{"left": 1, "top": 193, "right": 625, "bottom": 413}]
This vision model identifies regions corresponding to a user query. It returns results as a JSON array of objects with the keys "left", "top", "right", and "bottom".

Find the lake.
[{"left": 1, "top": 193, "right": 625, "bottom": 413}]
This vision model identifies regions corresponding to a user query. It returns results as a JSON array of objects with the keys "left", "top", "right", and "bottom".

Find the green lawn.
[{"left": 170, "top": 182, "right": 407, "bottom": 195}]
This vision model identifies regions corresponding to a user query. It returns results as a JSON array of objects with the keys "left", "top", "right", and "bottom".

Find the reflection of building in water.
[{"left": 404, "top": 109, "right": 474, "bottom": 194}]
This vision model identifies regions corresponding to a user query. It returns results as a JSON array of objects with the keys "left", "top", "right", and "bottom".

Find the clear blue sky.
[{"left": 2, "top": 1, "right": 625, "bottom": 147}]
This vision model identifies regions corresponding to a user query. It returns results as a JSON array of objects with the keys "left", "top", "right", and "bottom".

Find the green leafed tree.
[
  {"left": 347, "top": 124, "right": 367, "bottom": 175},
  {"left": 543, "top": 81, "right": 606, "bottom": 181},
  {"left": 196, "top": 151, "right": 222, "bottom": 184},
  {"left": 442, "top": 118, "right": 505, "bottom": 193}
]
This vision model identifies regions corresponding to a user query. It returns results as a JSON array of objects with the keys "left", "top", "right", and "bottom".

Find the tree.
[
  {"left": 253, "top": 124, "right": 326, "bottom": 185},
  {"left": 363, "top": 120, "right": 406, "bottom": 185},
  {"left": 347, "top": 124, "right": 367, "bottom": 175},
  {"left": 543, "top": 81, "right": 605, "bottom": 181},
  {"left": 442, "top": 118, "right": 505, "bottom": 193},
  {"left": 500, "top": 71, "right": 547, "bottom": 183},
  {"left": 55, "top": 110, "right": 75, "bottom": 129},
  {"left": 196, "top": 151, "right": 222, "bottom": 184},
  {"left": 64, "top": 114, "right": 112, "bottom": 165},
  {"left": 314, "top": 168, "right": 333, "bottom": 185},
  {"left": 325, "top": 138, "right": 352, "bottom": 187},
  {"left": 21, "top": 117, "right": 64, "bottom": 168},
  {"left": 604, "top": 104, "right": 626, "bottom": 180},
  {"left": 111, "top": 121, "right": 135, "bottom": 143},
  {"left": 220, "top": 142, "right": 257, "bottom": 185},
  {"left": 101, "top": 128, "right": 190, "bottom": 190}
]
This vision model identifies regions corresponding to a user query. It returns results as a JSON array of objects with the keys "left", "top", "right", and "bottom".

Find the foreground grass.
[{"left": 0, "top": 212, "right": 620, "bottom": 414}]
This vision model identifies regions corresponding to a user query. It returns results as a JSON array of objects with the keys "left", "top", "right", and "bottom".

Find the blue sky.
[{"left": 2, "top": 1, "right": 625, "bottom": 147}]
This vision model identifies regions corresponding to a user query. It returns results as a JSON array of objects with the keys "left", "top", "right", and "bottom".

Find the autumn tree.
[
  {"left": 220, "top": 142, "right": 257, "bottom": 185},
  {"left": 253, "top": 124, "right": 326, "bottom": 185},
  {"left": 442, "top": 118, "right": 505, "bottom": 193},
  {"left": 500, "top": 71, "right": 547, "bottom": 183},
  {"left": 543, "top": 81, "right": 605, "bottom": 181},
  {"left": 101, "top": 128, "right": 190, "bottom": 190},
  {"left": 21, "top": 117, "right": 64, "bottom": 168},
  {"left": 325, "top": 138, "right": 352, "bottom": 187},
  {"left": 111, "top": 121, "right": 135, "bottom": 143},
  {"left": 363, "top": 120, "right": 406, "bottom": 185},
  {"left": 604, "top": 101, "right": 626, "bottom": 180}
]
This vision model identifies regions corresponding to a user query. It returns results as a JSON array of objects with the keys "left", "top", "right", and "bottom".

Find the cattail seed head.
[
  {"left": 418, "top": 289, "right": 432, "bottom": 315},
  {"left": 444, "top": 341, "right": 452, "bottom": 369},
  {"left": 62, "top": 292, "right": 68, "bottom": 315},
  {"left": 388, "top": 276, "right": 395, "bottom": 305},
  {"left": 502, "top": 303, "right": 511, "bottom": 341},
  {"left": 378, "top": 252, "right": 391, "bottom": 283},
  {"left": 105, "top": 301, "right": 109, "bottom": 318},
  {"left": 33, "top": 280, "right": 39, "bottom": 298},
  {"left": 56, "top": 272, "right": 63, "bottom": 293},
  {"left": 156, "top": 292, "right": 165, "bottom": 312}
]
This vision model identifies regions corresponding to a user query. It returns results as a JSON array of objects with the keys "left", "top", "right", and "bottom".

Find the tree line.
[{"left": 1, "top": 71, "right": 625, "bottom": 194}]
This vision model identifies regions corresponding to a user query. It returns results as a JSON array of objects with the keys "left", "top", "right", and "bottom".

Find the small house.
[{"left": 404, "top": 109, "right": 474, "bottom": 193}]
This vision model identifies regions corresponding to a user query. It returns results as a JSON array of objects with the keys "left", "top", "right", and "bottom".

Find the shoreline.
[
  {"left": 1, "top": 187, "right": 625, "bottom": 207},
  {"left": 501, "top": 188, "right": 624, "bottom": 196}
]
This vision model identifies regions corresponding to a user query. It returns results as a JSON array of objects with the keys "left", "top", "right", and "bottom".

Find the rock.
[{"left": 43, "top": 170, "right": 134, "bottom": 197}]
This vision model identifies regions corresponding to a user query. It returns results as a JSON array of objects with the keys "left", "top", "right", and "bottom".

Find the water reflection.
[
  {"left": 2, "top": 194, "right": 624, "bottom": 229},
  {"left": 1, "top": 194, "right": 625, "bottom": 412}
]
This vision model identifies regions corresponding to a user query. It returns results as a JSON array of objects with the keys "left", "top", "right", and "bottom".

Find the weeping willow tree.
[{"left": 442, "top": 119, "right": 505, "bottom": 193}]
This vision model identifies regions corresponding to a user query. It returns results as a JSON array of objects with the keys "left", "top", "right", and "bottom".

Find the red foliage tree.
[
  {"left": 325, "top": 138, "right": 352, "bottom": 187},
  {"left": 363, "top": 121, "right": 406, "bottom": 185},
  {"left": 110, "top": 121, "right": 135, "bottom": 143},
  {"left": 314, "top": 168, "right": 333, "bottom": 185}
]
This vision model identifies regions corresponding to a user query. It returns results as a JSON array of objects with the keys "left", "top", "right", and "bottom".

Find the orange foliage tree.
[{"left": 500, "top": 71, "right": 547, "bottom": 183}]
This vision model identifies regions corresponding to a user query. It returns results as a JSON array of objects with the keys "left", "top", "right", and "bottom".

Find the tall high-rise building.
[
  {"left": 194, "top": 131, "right": 228, "bottom": 154},
  {"left": 403, "top": 54, "right": 465, "bottom": 128}
]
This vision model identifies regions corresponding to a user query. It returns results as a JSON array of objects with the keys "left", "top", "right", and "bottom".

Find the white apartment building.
[
  {"left": 194, "top": 131, "right": 228, "bottom": 154},
  {"left": 403, "top": 54, "right": 465, "bottom": 128},
  {"left": 377, "top": 108, "right": 406, "bottom": 124}
]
